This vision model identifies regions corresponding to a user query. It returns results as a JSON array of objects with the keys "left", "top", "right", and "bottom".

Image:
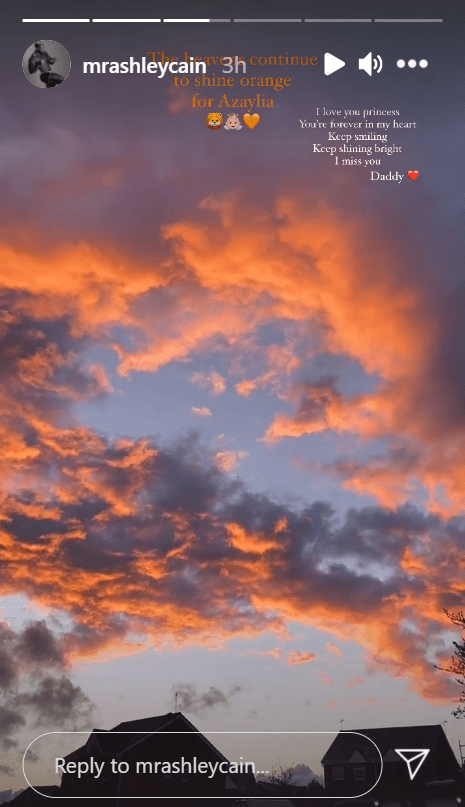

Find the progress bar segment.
[
  {"left": 305, "top": 19, "right": 371, "bottom": 22},
  {"left": 22, "top": 18, "right": 90, "bottom": 22},
  {"left": 92, "top": 19, "right": 161, "bottom": 22},
  {"left": 233, "top": 19, "right": 302, "bottom": 22},
  {"left": 375, "top": 18, "right": 442, "bottom": 22}
]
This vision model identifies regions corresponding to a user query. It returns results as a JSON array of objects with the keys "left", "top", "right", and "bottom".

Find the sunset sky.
[{"left": 1, "top": 0, "right": 465, "bottom": 792}]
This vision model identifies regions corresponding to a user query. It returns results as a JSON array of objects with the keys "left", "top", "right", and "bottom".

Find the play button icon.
[{"left": 324, "top": 53, "right": 345, "bottom": 75}]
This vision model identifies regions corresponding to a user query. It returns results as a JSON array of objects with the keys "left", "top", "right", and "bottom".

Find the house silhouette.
[
  {"left": 56, "top": 712, "right": 256, "bottom": 803},
  {"left": 321, "top": 723, "right": 462, "bottom": 806}
]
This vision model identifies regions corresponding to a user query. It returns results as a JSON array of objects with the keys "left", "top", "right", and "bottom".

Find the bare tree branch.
[{"left": 435, "top": 610, "right": 465, "bottom": 719}]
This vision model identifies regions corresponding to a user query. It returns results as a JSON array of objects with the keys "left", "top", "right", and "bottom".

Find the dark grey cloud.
[
  {"left": 291, "top": 377, "right": 341, "bottom": 426},
  {"left": 0, "top": 635, "right": 17, "bottom": 691},
  {"left": 0, "top": 708, "right": 25, "bottom": 751},
  {"left": 16, "top": 621, "right": 65, "bottom": 668},
  {"left": 0, "top": 621, "right": 95, "bottom": 752},
  {"left": 0, "top": 300, "right": 109, "bottom": 407},
  {"left": 17, "top": 675, "right": 93, "bottom": 729},
  {"left": 414, "top": 283, "right": 465, "bottom": 438},
  {"left": 169, "top": 683, "right": 240, "bottom": 716}
]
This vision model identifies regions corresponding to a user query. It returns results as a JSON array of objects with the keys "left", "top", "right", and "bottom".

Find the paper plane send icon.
[
  {"left": 395, "top": 749, "right": 430, "bottom": 780},
  {"left": 324, "top": 53, "right": 345, "bottom": 75}
]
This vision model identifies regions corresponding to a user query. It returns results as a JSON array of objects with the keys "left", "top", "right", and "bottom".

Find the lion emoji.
[{"left": 207, "top": 112, "right": 223, "bottom": 130}]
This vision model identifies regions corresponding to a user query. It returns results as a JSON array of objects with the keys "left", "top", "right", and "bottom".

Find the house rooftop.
[
  {"left": 111, "top": 711, "right": 182, "bottom": 733},
  {"left": 321, "top": 724, "right": 456, "bottom": 766},
  {"left": 64, "top": 712, "right": 194, "bottom": 759},
  {"left": 59, "top": 711, "right": 256, "bottom": 795}
]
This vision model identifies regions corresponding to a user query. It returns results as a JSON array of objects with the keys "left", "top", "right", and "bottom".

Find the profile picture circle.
[{"left": 23, "top": 40, "right": 71, "bottom": 88}]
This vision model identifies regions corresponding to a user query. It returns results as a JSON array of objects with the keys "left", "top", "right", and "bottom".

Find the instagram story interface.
[{"left": 0, "top": 0, "right": 465, "bottom": 803}]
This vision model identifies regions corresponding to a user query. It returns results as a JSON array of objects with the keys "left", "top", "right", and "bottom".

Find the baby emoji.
[{"left": 224, "top": 113, "right": 242, "bottom": 131}]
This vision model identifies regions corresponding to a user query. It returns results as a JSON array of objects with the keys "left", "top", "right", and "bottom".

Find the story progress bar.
[{"left": 22, "top": 17, "right": 443, "bottom": 23}]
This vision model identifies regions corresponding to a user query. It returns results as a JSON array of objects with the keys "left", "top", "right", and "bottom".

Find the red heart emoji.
[{"left": 408, "top": 170, "right": 420, "bottom": 181}]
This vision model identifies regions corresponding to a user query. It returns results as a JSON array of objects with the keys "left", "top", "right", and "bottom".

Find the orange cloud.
[
  {"left": 215, "top": 451, "right": 248, "bottom": 472},
  {"left": 0, "top": 386, "right": 458, "bottom": 703},
  {"left": 326, "top": 642, "right": 342, "bottom": 658},
  {"left": 0, "top": 189, "right": 463, "bottom": 709},
  {"left": 226, "top": 523, "right": 283, "bottom": 555},
  {"left": 191, "top": 372, "right": 227, "bottom": 395},
  {"left": 287, "top": 651, "right": 317, "bottom": 666},
  {"left": 346, "top": 676, "right": 365, "bottom": 689},
  {"left": 192, "top": 406, "right": 212, "bottom": 417},
  {"left": 235, "top": 345, "right": 302, "bottom": 398},
  {"left": 163, "top": 193, "right": 429, "bottom": 376},
  {"left": 2, "top": 189, "right": 460, "bottom": 517},
  {"left": 0, "top": 414, "right": 459, "bottom": 704},
  {"left": 156, "top": 193, "right": 465, "bottom": 513}
]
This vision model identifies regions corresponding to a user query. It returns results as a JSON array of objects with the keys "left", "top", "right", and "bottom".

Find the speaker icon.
[{"left": 359, "top": 52, "right": 383, "bottom": 75}]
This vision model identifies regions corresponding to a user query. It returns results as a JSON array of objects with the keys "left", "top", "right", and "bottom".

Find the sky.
[{"left": 1, "top": 0, "right": 465, "bottom": 793}]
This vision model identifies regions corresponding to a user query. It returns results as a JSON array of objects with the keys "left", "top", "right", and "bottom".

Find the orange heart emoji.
[
  {"left": 408, "top": 170, "right": 420, "bottom": 181},
  {"left": 243, "top": 113, "right": 260, "bottom": 130}
]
